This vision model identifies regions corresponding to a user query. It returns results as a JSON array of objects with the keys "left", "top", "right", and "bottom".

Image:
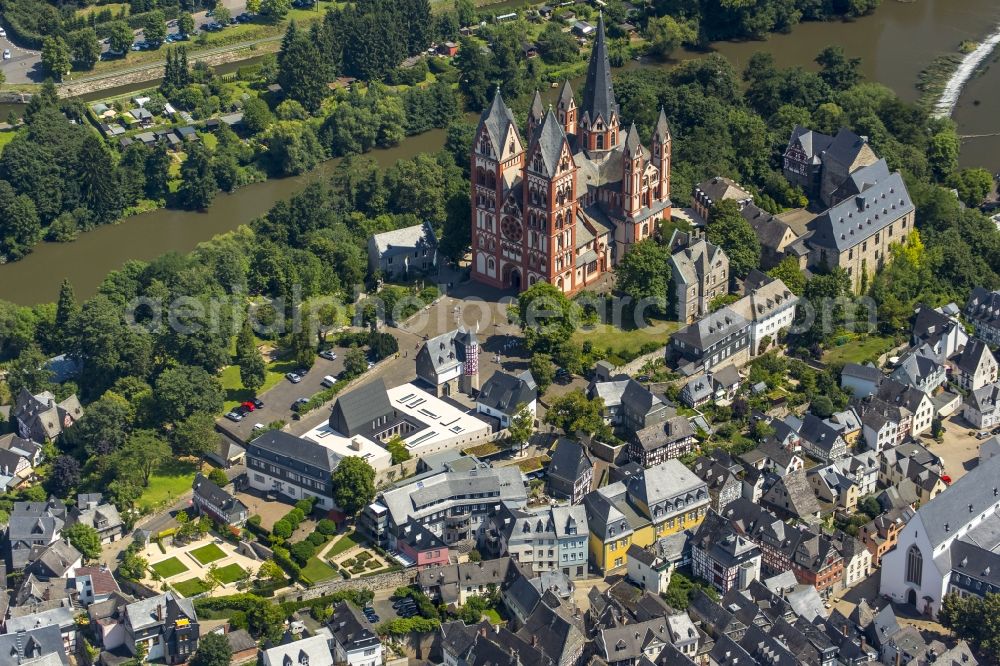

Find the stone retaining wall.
[{"left": 279, "top": 568, "right": 415, "bottom": 603}]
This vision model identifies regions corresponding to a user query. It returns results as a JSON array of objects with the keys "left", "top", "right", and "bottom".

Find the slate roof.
[
  {"left": 798, "top": 413, "right": 846, "bottom": 456},
  {"left": 696, "top": 176, "right": 752, "bottom": 208},
  {"left": 27, "top": 540, "right": 80, "bottom": 578},
  {"left": 370, "top": 221, "right": 437, "bottom": 257},
  {"left": 416, "top": 328, "right": 477, "bottom": 383},
  {"left": 671, "top": 307, "right": 748, "bottom": 350},
  {"left": 842, "top": 362, "right": 882, "bottom": 382},
  {"left": 329, "top": 601, "right": 380, "bottom": 652},
  {"left": 532, "top": 109, "right": 571, "bottom": 178},
  {"left": 806, "top": 171, "right": 913, "bottom": 252},
  {"left": 919, "top": 453, "right": 1000, "bottom": 548},
  {"left": 626, "top": 459, "right": 706, "bottom": 508},
  {"left": 547, "top": 438, "right": 592, "bottom": 485},
  {"left": 248, "top": 431, "right": 340, "bottom": 474},
  {"left": 633, "top": 416, "right": 695, "bottom": 453},
  {"left": 788, "top": 126, "right": 834, "bottom": 164},
  {"left": 669, "top": 238, "right": 726, "bottom": 288},
  {"left": 965, "top": 287, "right": 1000, "bottom": 329},
  {"left": 192, "top": 473, "right": 247, "bottom": 518},
  {"left": 261, "top": 635, "right": 333, "bottom": 666},
  {"left": 581, "top": 14, "right": 618, "bottom": 125},
  {"left": 480, "top": 88, "right": 519, "bottom": 151},
  {"left": 0, "top": 623, "right": 68, "bottom": 665},
  {"left": 598, "top": 616, "right": 673, "bottom": 662},
  {"left": 764, "top": 469, "right": 821, "bottom": 521},
  {"left": 329, "top": 378, "right": 394, "bottom": 436},
  {"left": 478, "top": 369, "right": 537, "bottom": 416},
  {"left": 956, "top": 338, "right": 994, "bottom": 375}
]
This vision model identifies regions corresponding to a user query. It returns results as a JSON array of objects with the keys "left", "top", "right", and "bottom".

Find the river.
[{"left": 1, "top": 0, "right": 999, "bottom": 305}]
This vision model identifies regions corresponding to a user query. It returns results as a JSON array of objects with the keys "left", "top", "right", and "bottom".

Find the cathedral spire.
[
  {"left": 654, "top": 107, "right": 671, "bottom": 140},
  {"left": 582, "top": 12, "right": 618, "bottom": 125}
]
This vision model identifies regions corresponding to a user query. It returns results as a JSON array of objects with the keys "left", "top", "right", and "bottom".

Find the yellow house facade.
[{"left": 584, "top": 459, "right": 710, "bottom": 575}]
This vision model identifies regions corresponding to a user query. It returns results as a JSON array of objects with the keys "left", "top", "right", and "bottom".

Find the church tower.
[
  {"left": 622, "top": 123, "right": 644, "bottom": 218},
  {"left": 578, "top": 14, "right": 620, "bottom": 157},
  {"left": 528, "top": 90, "right": 545, "bottom": 138},
  {"left": 471, "top": 89, "right": 525, "bottom": 289},
  {"left": 652, "top": 107, "right": 672, "bottom": 203},
  {"left": 556, "top": 80, "right": 577, "bottom": 138},
  {"left": 524, "top": 109, "right": 578, "bottom": 292}
]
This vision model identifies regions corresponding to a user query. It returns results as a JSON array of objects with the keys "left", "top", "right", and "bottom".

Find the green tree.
[
  {"left": 927, "top": 127, "right": 960, "bottom": 182},
  {"left": 63, "top": 523, "right": 102, "bottom": 560},
  {"left": 145, "top": 144, "right": 172, "bottom": 200},
  {"left": 119, "top": 546, "right": 148, "bottom": 581},
  {"left": 214, "top": 6, "right": 232, "bottom": 25},
  {"left": 153, "top": 365, "right": 224, "bottom": 424},
  {"left": 517, "top": 282, "right": 580, "bottom": 353},
  {"left": 454, "top": 36, "right": 494, "bottom": 112},
  {"left": 172, "top": 412, "right": 219, "bottom": 457},
  {"left": 544, "top": 389, "right": 610, "bottom": 439},
  {"left": 528, "top": 353, "right": 555, "bottom": 394},
  {"left": 70, "top": 28, "right": 102, "bottom": 70},
  {"left": 949, "top": 168, "right": 994, "bottom": 207},
  {"left": 179, "top": 142, "right": 217, "bottom": 210},
  {"left": 178, "top": 13, "right": 195, "bottom": 36},
  {"left": 48, "top": 455, "right": 81, "bottom": 498},
  {"left": 41, "top": 37, "right": 72, "bottom": 80},
  {"left": 507, "top": 403, "right": 534, "bottom": 450},
  {"left": 191, "top": 631, "right": 232, "bottom": 666},
  {"left": 0, "top": 181, "right": 42, "bottom": 259},
  {"left": 262, "top": 0, "right": 292, "bottom": 21},
  {"left": 5, "top": 344, "right": 52, "bottom": 396},
  {"left": 242, "top": 96, "right": 274, "bottom": 135},
  {"left": 277, "top": 22, "right": 329, "bottom": 114},
  {"left": 707, "top": 199, "right": 761, "bottom": 278},
  {"left": 74, "top": 392, "right": 133, "bottom": 456},
  {"left": 767, "top": 256, "right": 806, "bottom": 295},
  {"left": 246, "top": 0, "right": 262, "bottom": 14},
  {"left": 262, "top": 121, "right": 324, "bottom": 176},
  {"left": 386, "top": 434, "right": 410, "bottom": 464},
  {"left": 331, "top": 456, "right": 375, "bottom": 516},
  {"left": 814, "top": 45, "right": 861, "bottom": 91},
  {"left": 239, "top": 344, "right": 266, "bottom": 393},
  {"left": 109, "top": 21, "right": 133, "bottom": 54},
  {"left": 646, "top": 15, "right": 697, "bottom": 61},
  {"left": 455, "top": 0, "right": 476, "bottom": 26},
  {"left": 118, "top": 429, "right": 172, "bottom": 486},
  {"left": 536, "top": 22, "right": 578, "bottom": 64},
  {"left": 343, "top": 346, "right": 367, "bottom": 377},
  {"left": 614, "top": 239, "right": 671, "bottom": 314},
  {"left": 143, "top": 11, "right": 168, "bottom": 48}
]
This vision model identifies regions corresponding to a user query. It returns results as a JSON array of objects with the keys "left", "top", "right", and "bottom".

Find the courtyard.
[
  {"left": 142, "top": 535, "right": 263, "bottom": 599},
  {"left": 299, "top": 530, "right": 395, "bottom": 584}
]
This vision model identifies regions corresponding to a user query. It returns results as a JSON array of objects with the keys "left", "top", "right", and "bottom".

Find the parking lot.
[
  {"left": 928, "top": 414, "right": 987, "bottom": 482},
  {"left": 0, "top": 31, "right": 42, "bottom": 85},
  {"left": 217, "top": 349, "right": 346, "bottom": 441}
]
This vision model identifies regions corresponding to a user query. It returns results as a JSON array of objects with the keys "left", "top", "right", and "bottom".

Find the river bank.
[{"left": 932, "top": 20, "right": 1000, "bottom": 118}]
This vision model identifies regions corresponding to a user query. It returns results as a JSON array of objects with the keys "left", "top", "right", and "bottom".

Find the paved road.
[{"left": 0, "top": 34, "right": 42, "bottom": 85}]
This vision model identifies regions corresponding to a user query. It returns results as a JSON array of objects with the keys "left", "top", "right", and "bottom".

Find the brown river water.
[{"left": 1, "top": 0, "right": 998, "bottom": 305}]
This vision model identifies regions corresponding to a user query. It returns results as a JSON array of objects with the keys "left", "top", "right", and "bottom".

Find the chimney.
[
  {"left": 156, "top": 603, "right": 163, "bottom": 622},
  {"left": 896, "top": 651, "right": 902, "bottom": 666},
  {"left": 532, "top": 634, "right": 538, "bottom": 647},
  {"left": 841, "top": 624, "right": 848, "bottom": 637}
]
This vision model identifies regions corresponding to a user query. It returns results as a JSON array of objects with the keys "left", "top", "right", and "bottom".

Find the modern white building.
[
  {"left": 880, "top": 453, "right": 1000, "bottom": 617},
  {"left": 314, "top": 379, "right": 494, "bottom": 472}
]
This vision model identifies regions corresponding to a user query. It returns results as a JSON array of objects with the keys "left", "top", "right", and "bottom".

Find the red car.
[
  {"left": 241, "top": 401, "right": 256, "bottom": 412},
  {"left": 941, "top": 474, "right": 952, "bottom": 485}
]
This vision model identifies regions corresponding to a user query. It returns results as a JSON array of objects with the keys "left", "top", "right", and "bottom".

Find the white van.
[{"left": 321, "top": 375, "right": 337, "bottom": 388}]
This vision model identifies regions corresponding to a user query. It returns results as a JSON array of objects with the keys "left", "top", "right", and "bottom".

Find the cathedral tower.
[{"left": 578, "top": 14, "right": 619, "bottom": 156}]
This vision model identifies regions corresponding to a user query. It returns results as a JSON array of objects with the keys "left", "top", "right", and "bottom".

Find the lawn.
[
  {"left": 138, "top": 459, "right": 198, "bottom": 512},
  {"left": 173, "top": 577, "right": 211, "bottom": 597},
  {"left": 0, "top": 129, "right": 17, "bottom": 155},
  {"left": 483, "top": 608, "right": 503, "bottom": 624},
  {"left": 572, "top": 319, "right": 680, "bottom": 357},
  {"left": 150, "top": 557, "right": 189, "bottom": 579},
  {"left": 190, "top": 543, "right": 227, "bottom": 565},
  {"left": 822, "top": 335, "right": 895, "bottom": 366},
  {"left": 301, "top": 556, "right": 339, "bottom": 583},
  {"left": 212, "top": 562, "right": 246, "bottom": 584},
  {"left": 327, "top": 531, "right": 362, "bottom": 558}
]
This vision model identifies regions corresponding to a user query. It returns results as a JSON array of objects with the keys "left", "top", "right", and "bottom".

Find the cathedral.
[{"left": 470, "top": 15, "right": 673, "bottom": 295}]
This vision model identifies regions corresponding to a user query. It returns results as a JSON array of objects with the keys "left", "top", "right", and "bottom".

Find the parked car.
[
  {"left": 0, "top": 28, "right": 7, "bottom": 37},
  {"left": 319, "top": 349, "right": 337, "bottom": 361},
  {"left": 252, "top": 423, "right": 265, "bottom": 432},
  {"left": 241, "top": 401, "right": 256, "bottom": 412},
  {"left": 2, "top": 49, "right": 9, "bottom": 60},
  {"left": 977, "top": 430, "right": 991, "bottom": 440},
  {"left": 295, "top": 368, "right": 310, "bottom": 377},
  {"left": 225, "top": 411, "right": 244, "bottom": 422},
  {"left": 251, "top": 398, "right": 264, "bottom": 409},
  {"left": 286, "top": 372, "right": 302, "bottom": 384},
  {"left": 236, "top": 405, "right": 252, "bottom": 416},
  {"left": 292, "top": 397, "right": 309, "bottom": 411},
  {"left": 321, "top": 375, "right": 337, "bottom": 388}
]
